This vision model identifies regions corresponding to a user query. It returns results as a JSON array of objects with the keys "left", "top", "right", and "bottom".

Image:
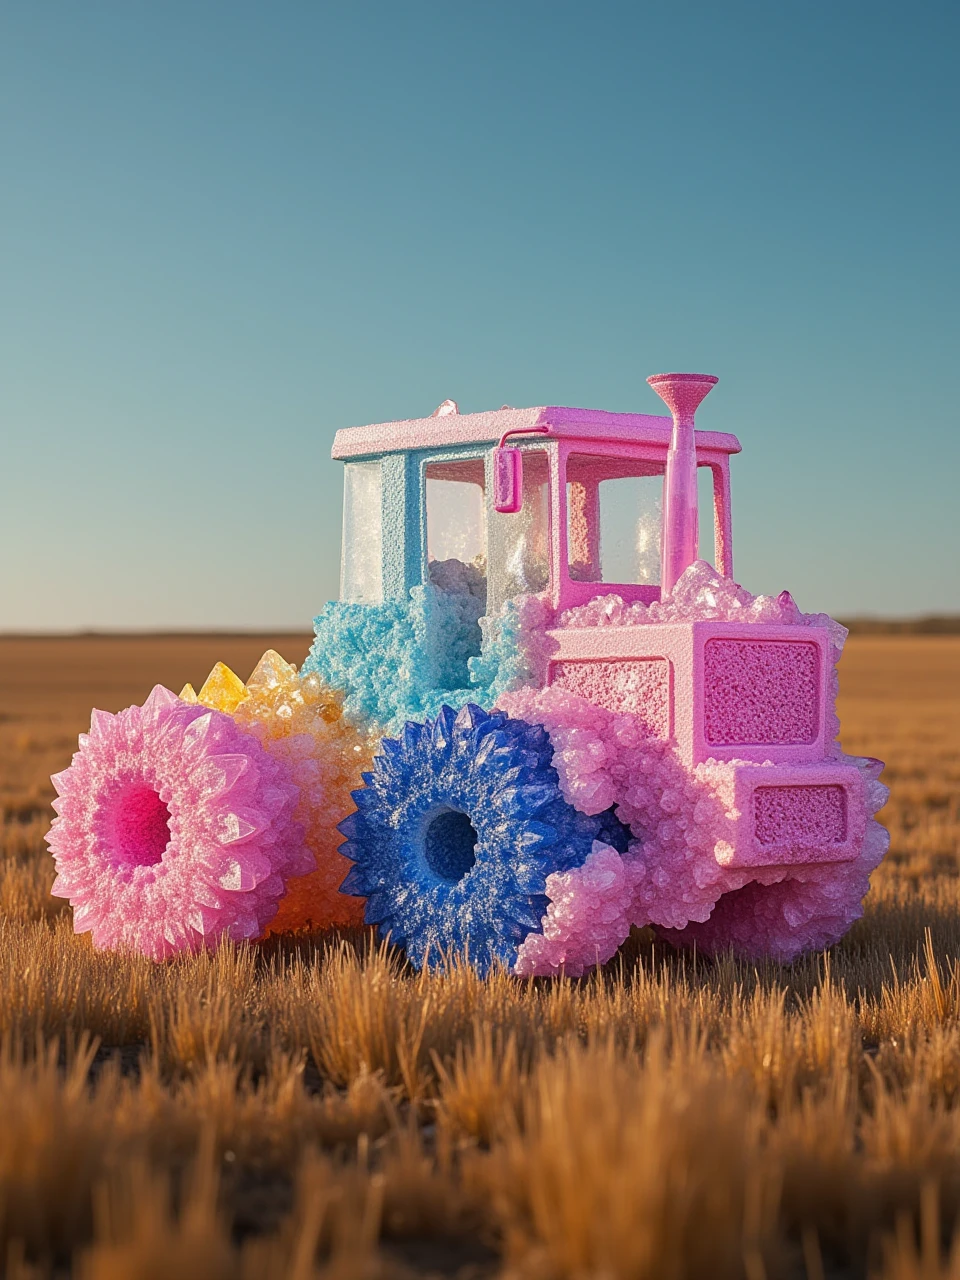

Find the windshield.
[{"left": 340, "top": 460, "right": 383, "bottom": 603}]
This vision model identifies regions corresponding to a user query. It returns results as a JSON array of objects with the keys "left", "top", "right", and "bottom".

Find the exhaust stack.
[{"left": 647, "top": 372, "right": 718, "bottom": 596}]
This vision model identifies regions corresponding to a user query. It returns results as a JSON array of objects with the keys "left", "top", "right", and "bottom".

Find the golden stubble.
[{"left": 0, "top": 633, "right": 957, "bottom": 1277}]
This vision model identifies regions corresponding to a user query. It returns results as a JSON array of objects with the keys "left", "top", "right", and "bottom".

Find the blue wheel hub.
[{"left": 422, "top": 809, "right": 478, "bottom": 882}]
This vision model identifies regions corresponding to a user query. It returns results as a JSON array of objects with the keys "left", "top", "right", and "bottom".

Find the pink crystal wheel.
[
  {"left": 655, "top": 831, "right": 889, "bottom": 964},
  {"left": 654, "top": 871, "right": 865, "bottom": 963},
  {"left": 48, "top": 686, "right": 311, "bottom": 959}
]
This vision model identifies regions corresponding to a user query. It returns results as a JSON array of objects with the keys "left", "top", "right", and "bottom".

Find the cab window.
[
  {"left": 424, "top": 457, "right": 487, "bottom": 608},
  {"left": 487, "top": 448, "right": 551, "bottom": 607},
  {"left": 566, "top": 453, "right": 663, "bottom": 586},
  {"left": 340, "top": 460, "right": 383, "bottom": 603}
]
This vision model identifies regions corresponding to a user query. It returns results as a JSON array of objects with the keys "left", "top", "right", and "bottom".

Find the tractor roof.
[{"left": 331, "top": 404, "right": 742, "bottom": 461}]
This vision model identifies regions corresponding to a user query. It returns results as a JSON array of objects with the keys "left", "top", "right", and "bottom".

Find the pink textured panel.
[
  {"left": 549, "top": 659, "right": 670, "bottom": 738},
  {"left": 754, "top": 785, "right": 847, "bottom": 847},
  {"left": 703, "top": 639, "right": 819, "bottom": 745}
]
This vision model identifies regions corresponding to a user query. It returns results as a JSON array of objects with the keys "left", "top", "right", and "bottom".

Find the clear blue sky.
[{"left": 1, "top": 0, "right": 957, "bottom": 631}]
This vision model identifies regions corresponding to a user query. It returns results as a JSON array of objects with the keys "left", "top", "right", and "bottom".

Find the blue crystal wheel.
[{"left": 338, "top": 703, "right": 608, "bottom": 974}]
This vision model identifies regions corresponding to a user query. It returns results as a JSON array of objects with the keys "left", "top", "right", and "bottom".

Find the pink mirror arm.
[{"left": 496, "top": 424, "right": 552, "bottom": 450}]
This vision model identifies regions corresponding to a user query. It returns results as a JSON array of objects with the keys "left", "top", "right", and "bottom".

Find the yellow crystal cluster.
[{"left": 181, "top": 651, "right": 373, "bottom": 935}]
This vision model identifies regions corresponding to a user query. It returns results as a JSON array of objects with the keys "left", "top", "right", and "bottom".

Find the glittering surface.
[
  {"left": 754, "top": 784, "right": 847, "bottom": 848},
  {"left": 186, "top": 651, "right": 374, "bottom": 934},
  {"left": 549, "top": 658, "right": 670, "bottom": 735},
  {"left": 338, "top": 703, "right": 607, "bottom": 974},
  {"left": 561, "top": 560, "right": 848, "bottom": 659},
  {"left": 513, "top": 840, "right": 642, "bottom": 977},
  {"left": 47, "top": 685, "right": 311, "bottom": 959},
  {"left": 703, "top": 639, "right": 820, "bottom": 745}
]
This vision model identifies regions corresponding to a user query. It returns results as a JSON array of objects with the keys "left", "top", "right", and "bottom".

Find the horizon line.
[{"left": 2, "top": 616, "right": 960, "bottom": 640}]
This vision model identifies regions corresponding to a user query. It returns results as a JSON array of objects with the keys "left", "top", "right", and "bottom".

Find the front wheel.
[{"left": 338, "top": 703, "right": 606, "bottom": 974}]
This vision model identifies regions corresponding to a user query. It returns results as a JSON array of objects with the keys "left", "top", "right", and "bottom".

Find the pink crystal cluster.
[
  {"left": 560, "top": 560, "right": 849, "bottom": 662},
  {"left": 48, "top": 686, "right": 312, "bottom": 959},
  {"left": 514, "top": 841, "right": 642, "bottom": 977},
  {"left": 656, "top": 782, "right": 888, "bottom": 960},
  {"left": 499, "top": 622, "right": 888, "bottom": 973}
]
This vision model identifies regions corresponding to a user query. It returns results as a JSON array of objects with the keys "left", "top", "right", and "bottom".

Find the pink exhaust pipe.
[{"left": 647, "top": 372, "right": 718, "bottom": 596}]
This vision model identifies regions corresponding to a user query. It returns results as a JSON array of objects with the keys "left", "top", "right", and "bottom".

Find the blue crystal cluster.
[{"left": 338, "top": 703, "right": 611, "bottom": 974}]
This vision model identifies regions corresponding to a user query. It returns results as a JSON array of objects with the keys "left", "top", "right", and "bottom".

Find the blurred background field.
[{"left": 0, "top": 633, "right": 958, "bottom": 1279}]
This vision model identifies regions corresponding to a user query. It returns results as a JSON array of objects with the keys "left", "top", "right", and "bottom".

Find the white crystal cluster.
[{"left": 560, "top": 560, "right": 849, "bottom": 664}]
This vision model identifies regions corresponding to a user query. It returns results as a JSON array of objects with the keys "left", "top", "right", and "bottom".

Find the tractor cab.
[{"left": 331, "top": 379, "right": 741, "bottom": 620}]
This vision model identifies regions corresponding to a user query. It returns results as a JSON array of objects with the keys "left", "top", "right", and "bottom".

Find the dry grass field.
[{"left": 0, "top": 633, "right": 959, "bottom": 1280}]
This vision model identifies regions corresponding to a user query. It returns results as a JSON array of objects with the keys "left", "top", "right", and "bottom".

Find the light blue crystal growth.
[
  {"left": 303, "top": 584, "right": 535, "bottom": 734},
  {"left": 468, "top": 599, "right": 533, "bottom": 700}
]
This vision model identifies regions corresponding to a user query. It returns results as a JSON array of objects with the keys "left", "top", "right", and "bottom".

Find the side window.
[
  {"left": 487, "top": 448, "right": 551, "bottom": 606},
  {"left": 340, "top": 461, "right": 383, "bottom": 603},
  {"left": 566, "top": 454, "right": 719, "bottom": 585},
  {"left": 424, "top": 457, "right": 487, "bottom": 608},
  {"left": 566, "top": 454, "right": 663, "bottom": 586},
  {"left": 698, "top": 464, "right": 718, "bottom": 568}
]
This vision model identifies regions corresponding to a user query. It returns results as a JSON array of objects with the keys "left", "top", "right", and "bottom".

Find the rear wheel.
[
  {"left": 338, "top": 703, "right": 606, "bottom": 974},
  {"left": 655, "top": 867, "right": 874, "bottom": 963}
]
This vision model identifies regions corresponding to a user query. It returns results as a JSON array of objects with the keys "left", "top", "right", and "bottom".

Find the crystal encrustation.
[
  {"left": 338, "top": 702, "right": 610, "bottom": 975},
  {"left": 184, "top": 650, "right": 374, "bottom": 933},
  {"left": 47, "top": 685, "right": 310, "bottom": 959}
]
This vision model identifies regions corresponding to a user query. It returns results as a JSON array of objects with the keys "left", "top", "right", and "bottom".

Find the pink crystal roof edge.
[{"left": 331, "top": 405, "right": 742, "bottom": 460}]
